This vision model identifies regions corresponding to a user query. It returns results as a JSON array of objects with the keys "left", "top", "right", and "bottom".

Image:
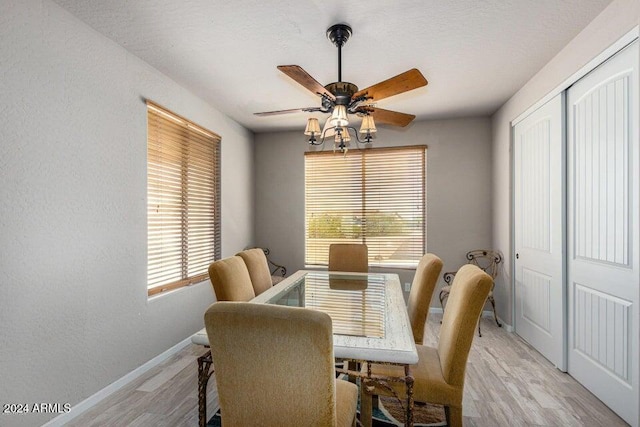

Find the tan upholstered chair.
[
  {"left": 328, "top": 243, "right": 368, "bottom": 273},
  {"left": 364, "top": 264, "right": 493, "bottom": 427},
  {"left": 205, "top": 302, "right": 358, "bottom": 427},
  {"left": 197, "top": 256, "right": 256, "bottom": 427},
  {"left": 207, "top": 256, "right": 255, "bottom": 302},
  {"left": 407, "top": 253, "right": 443, "bottom": 345},
  {"left": 439, "top": 249, "right": 502, "bottom": 336},
  {"left": 236, "top": 248, "right": 274, "bottom": 296}
]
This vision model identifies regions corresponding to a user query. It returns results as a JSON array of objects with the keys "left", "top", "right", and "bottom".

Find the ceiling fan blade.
[
  {"left": 360, "top": 107, "right": 416, "bottom": 127},
  {"left": 353, "top": 69, "right": 427, "bottom": 102},
  {"left": 277, "top": 65, "right": 336, "bottom": 101},
  {"left": 254, "top": 107, "right": 320, "bottom": 116}
]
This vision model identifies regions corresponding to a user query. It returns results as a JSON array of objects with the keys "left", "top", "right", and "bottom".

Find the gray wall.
[
  {"left": 491, "top": 0, "right": 639, "bottom": 323},
  {"left": 0, "top": 1, "right": 254, "bottom": 426},
  {"left": 254, "top": 117, "right": 493, "bottom": 305}
]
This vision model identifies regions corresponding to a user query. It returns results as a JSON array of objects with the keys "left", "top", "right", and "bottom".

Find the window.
[
  {"left": 305, "top": 146, "right": 426, "bottom": 268},
  {"left": 146, "top": 101, "right": 221, "bottom": 296}
]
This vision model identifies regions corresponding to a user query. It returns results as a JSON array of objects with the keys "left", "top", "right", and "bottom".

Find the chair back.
[
  {"left": 407, "top": 253, "right": 443, "bottom": 345},
  {"left": 466, "top": 249, "right": 502, "bottom": 280},
  {"left": 438, "top": 264, "right": 492, "bottom": 387},
  {"left": 237, "top": 248, "right": 272, "bottom": 296},
  {"left": 207, "top": 256, "right": 256, "bottom": 302},
  {"left": 205, "top": 302, "right": 337, "bottom": 426},
  {"left": 328, "top": 243, "right": 368, "bottom": 273}
]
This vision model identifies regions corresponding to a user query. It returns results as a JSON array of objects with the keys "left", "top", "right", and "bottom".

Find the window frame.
[{"left": 146, "top": 100, "right": 221, "bottom": 296}]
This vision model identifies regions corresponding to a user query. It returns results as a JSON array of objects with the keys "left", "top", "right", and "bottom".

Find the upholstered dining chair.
[
  {"left": 236, "top": 248, "right": 276, "bottom": 296},
  {"left": 328, "top": 243, "right": 368, "bottom": 273},
  {"left": 407, "top": 253, "right": 443, "bottom": 345},
  {"left": 439, "top": 249, "right": 502, "bottom": 336},
  {"left": 208, "top": 256, "right": 256, "bottom": 302},
  {"left": 198, "top": 256, "right": 257, "bottom": 427},
  {"left": 205, "top": 302, "right": 359, "bottom": 427},
  {"left": 363, "top": 264, "right": 493, "bottom": 427}
]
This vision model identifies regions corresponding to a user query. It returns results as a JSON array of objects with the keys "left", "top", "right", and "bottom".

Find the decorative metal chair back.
[
  {"left": 440, "top": 249, "right": 503, "bottom": 337},
  {"left": 466, "top": 250, "right": 502, "bottom": 283}
]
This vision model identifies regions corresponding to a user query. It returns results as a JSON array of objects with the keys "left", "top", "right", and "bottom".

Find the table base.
[
  {"left": 336, "top": 360, "right": 414, "bottom": 427},
  {"left": 197, "top": 352, "right": 413, "bottom": 427},
  {"left": 197, "top": 350, "right": 214, "bottom": 427}
]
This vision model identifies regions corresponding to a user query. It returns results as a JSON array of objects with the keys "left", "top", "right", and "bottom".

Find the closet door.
[
  {"left": 514, "top": 93, "right": 566, "bottom": 370},
  {"left": 567, "top": 41, "right": 639, "bottom": 426}
]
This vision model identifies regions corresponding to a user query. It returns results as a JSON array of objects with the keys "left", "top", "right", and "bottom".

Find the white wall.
[
  {"left": 254, "top": 118, "right": 493, "bottom": 303},
  {"left": 491, "top": 0, "right": 640, "bottom": 322},
  {"left": 0, "top": 1, "right": 254, "bottom": 426}
]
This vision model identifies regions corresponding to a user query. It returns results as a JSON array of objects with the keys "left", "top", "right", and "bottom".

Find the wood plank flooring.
[{"left": 67, "top": 314, "right": 628, "bottom": 426}]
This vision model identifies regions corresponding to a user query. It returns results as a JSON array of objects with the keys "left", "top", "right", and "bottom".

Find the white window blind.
[
  {"left": 305, "top": 146, "right": 426, "bottom": 268},
  {"left": 147, "top": 101, "right": 221, "bottom": 296}
]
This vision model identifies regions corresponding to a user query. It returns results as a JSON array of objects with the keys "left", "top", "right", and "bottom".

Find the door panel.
[
  {"left": 514, "top": 93, "right": 566, "bottom": 370},
  {"left": 568, "top": 41, "right": 639, "bottom": 426}
]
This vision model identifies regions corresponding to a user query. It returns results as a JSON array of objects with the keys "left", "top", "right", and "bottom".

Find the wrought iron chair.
[
  {"left": 261, "top": 247, "right": 287, "bottom": 281},
  {"left": 439, "top": 249, "right": 502, "bottom": 336}
]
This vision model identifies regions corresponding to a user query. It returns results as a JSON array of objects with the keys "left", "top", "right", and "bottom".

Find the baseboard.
[
  {"left": 429, "top": 308, "right": 513, "bottom": 332},
  {"left": 42, "top": 337, "right": 192, "bottom": 427}
]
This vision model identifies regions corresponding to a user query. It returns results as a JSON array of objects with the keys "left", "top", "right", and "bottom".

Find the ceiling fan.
[{"left": 254, "top": 23, "right": 428, "bottom": 149}]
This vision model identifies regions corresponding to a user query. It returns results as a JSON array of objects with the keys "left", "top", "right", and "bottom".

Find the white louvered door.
[
  {"left": 514, "top": 93, "right": 566, "bottom": 370},
  {"left": 567, "top": 41, "right": 639, "bottom": 426}
]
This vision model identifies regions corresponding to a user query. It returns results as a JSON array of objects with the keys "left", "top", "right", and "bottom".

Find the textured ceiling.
[{"left": 53, "top": 0, "right": 612, "bottom": 132}]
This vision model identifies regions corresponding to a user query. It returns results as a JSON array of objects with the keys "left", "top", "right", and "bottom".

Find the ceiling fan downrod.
[{"left": 326, "top": 24, "right": 352, "bottom": 83}]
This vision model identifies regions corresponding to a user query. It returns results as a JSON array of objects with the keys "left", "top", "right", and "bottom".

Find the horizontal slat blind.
[
  {"left": 147, "top": 101, "right": 221, "bottom": 296},
  {"left": 305, "top": 146, "right": 426, "bottom": 268}
]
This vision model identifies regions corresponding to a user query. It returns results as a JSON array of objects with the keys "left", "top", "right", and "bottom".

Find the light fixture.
[
  {"left": 330, "top": 105, "right": 349, "bottom": 127},
  {"left": 306, "top": 112, "right": 374, "bottom": 152},
  {"left": 304, "top": 118, "right": 321, "bottom": 144},
  {"left": 334, "top": 127, "right": 351, "bottom": 154},
  {"left": 360, "top": 114, "right": 376, "bottom": 134},
  {"left": 338, "top": 127, "right": 351, "bottom": 142}
]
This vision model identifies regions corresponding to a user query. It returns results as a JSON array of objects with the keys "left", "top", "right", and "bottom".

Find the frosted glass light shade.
[
  {"left": 304, "top": 117, "right": 321, "bottom": 135},
  {"left": 330, "top": 105, "right": 349, "bottom": 127},
  {"left": 360, "top": 115, "right": 377, "bottom": 134}
]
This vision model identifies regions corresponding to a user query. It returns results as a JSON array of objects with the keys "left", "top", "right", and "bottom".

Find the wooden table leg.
[{"left": 198, "top": 350, "right": 213, "bottom": 427}]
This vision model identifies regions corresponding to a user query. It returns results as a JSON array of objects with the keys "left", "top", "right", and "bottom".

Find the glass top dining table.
[
  {"left": 252, "top": 270, "right": 419, "bottom": 365},
  {"left": 191, "top": 269, "right": 419, "bottom": 427}
]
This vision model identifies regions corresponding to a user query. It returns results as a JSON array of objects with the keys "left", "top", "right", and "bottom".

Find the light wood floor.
[{"left": 67, "top": 314, "right": 628, "bottom": 426}]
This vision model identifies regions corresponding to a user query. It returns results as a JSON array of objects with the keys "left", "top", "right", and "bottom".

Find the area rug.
[
  {"left": 376, "top": 396, "right": 446, "bottom": 426},
  {"left": 208, "top": 382, "right": 446, "bottom": 426}
]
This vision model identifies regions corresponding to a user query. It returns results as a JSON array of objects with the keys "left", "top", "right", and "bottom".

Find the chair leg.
[
  {"left": 444, "top": 405, "right": 463, "bottom": 427},
  {"left": 489, "top": 295, "right": 502, "bottom": 327},
  {"left": 439, "top": 291, "right": 448, "bottom": 324},
  {"left": 439, "top": 290, "right": 448, "bottom": 310}
]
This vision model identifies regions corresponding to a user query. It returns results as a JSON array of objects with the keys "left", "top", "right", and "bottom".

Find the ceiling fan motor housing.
[{"left": 325, "top": 82, "right": 358, "bottom": 107}]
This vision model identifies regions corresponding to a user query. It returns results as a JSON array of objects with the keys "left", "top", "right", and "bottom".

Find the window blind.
[
  {"left": 305, "top": 146, "right": 426, "bottom": 268},
  {"left": 147, "top": 101, "right": 221, "bottom": 296}
]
